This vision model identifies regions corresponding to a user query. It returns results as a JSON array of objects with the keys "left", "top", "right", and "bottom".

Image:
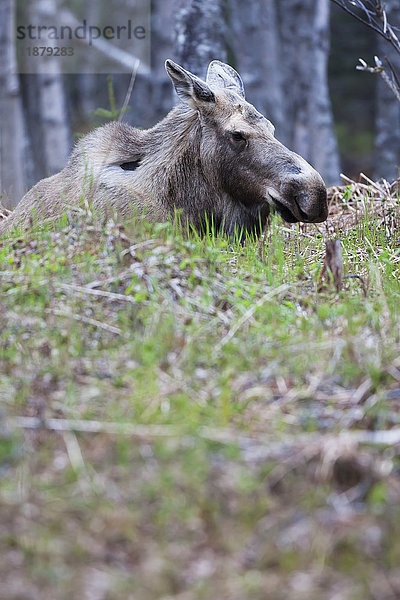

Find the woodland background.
[
  {"left": 2, "top": 3, "right": 400, "bottom": 598},
  {"left": 1, "top": 0, "right": 400, "bottom": 209}
]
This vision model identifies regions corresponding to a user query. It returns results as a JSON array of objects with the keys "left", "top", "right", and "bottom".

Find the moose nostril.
[
  {"left": 280, "top": 181, "right": 300, "bottom": 199},
  {"left": 281, "top": 181, "right": 303, "bottom": 207}
]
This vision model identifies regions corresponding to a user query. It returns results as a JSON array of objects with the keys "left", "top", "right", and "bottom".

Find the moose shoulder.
[{"left": 0, "top": 60, "right": 328, "bottom": 237}]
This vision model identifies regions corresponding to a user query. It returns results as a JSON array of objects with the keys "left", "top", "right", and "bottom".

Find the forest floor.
[{"left": 0, "top": 182, "right": 400, "bottom": 600}]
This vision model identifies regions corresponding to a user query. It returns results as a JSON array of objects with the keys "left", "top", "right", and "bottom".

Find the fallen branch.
[
  {"left": 8, "top": 416, "right": 181, "bottom": 437},
  {"left": 8, "top": 417, "right": 400, "bottom": 449},
  {"left": 57, "top": 282, "right": 136, "bottom": 303},
  {"left": 46, "top": 307, "right": 122, "bottom": 335}
]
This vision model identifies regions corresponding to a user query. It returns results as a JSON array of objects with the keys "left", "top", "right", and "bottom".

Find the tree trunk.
[
  {"left": 23, "top": 0, "right": 71, "bottom": 181},
  {"left": 174, "top": 0, "right": 226, "bottom": 78},
  {"left": 278, "top": 0, "right": 341, "bottom": 185},
  {"left": 309, "top": 0, "right": 341, "bottom": 185},
  {"left": 374, "top": 0, "right": 400, "bottom": 182},
  {"left": 0, "top": 0, "right": 26, "bottom": 208},
  {"left": 228, "top": 0, "right": 285, "bottom": 141}
]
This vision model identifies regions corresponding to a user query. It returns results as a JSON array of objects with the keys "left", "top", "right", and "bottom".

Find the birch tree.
[
  {"left": 277, "top": 0, "right": 341, "bottom": 185},
  {"left": 24, "top": 0, "right": 71, "bottom": 180},
  {"left": 228, "top": 0, "right": 285, "bottom": 141},
  {"left": 0, "top": 0, "right": 26, "bottom": 207},
  {"left": 174, "top": 0, "right": 226, "bottom": 77}
]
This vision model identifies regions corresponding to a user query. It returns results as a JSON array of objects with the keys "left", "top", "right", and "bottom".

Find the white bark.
[
  {"left": 278, "top": 0, "right": 341, "bottom": 185},
  {"left": 174, "top": 0, "right": 226, "bottom": 78},
  {"left": 0, "top": 0, "right": 26, "bottom": 207},
  {"left": 228, "top": 0, "right": 285, "bottom": 139},
  {"left": 310, "top": 0, "right": 341, "bottom": 184},
  {"left": 26, "top": 0, "right": 71, "bottom": 177}
]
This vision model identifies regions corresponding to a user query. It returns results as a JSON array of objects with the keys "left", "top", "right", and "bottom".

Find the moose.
[{"left": 0, "top": 59, "right": 328, "bottom": 238}]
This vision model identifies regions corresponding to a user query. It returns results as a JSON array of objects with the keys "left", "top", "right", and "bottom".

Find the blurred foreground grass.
[{"left": 0, "top": 191, "right": 400, "bottom": 599}]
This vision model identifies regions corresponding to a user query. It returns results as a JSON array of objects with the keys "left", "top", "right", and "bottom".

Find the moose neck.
[
  {"left": 150, "top": 104, "right": 202, "bottom": 152},
  {"left": 145, "top": 105, "right": 212, "bottom": 208}
]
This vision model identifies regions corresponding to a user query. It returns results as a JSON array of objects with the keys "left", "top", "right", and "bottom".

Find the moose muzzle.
[{"left": 268, "top": 171, "right": 328, "bottom": 224}]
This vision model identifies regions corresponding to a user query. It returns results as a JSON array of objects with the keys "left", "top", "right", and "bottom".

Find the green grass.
[{"left": 0, "top": 198, "right": 400, "bottom": 599}]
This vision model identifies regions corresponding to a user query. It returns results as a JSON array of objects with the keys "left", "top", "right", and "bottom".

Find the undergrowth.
[{"left": 0, "top": 194, "right": 399, "bottom": 599}]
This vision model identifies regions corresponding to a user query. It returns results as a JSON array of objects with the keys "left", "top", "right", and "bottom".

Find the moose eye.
[
  {"left": 120, "top": 160, "right": 141, "bottom": 171},
  {"left": 230, "top": 131, "right": 246, "bottom": 143}
]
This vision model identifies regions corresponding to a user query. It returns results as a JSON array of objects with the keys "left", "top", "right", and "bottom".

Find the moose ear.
[
  {"left": 206, "top": 60, "right": 245, "bottom": 99},
  {"left": 165, "top": 59, "right": 216, "bottom": 106}
]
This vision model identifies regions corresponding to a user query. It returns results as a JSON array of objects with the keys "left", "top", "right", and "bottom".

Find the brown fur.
[{"left": 0, "top": 60, "right": 327, "bottom": 238}]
